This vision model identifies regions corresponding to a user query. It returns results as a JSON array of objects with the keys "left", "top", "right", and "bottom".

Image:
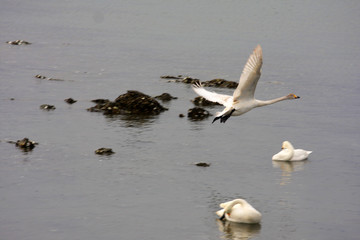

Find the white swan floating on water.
[
  {"left": 216, "top": 199, "right": 262, "bottom": 224},
  {"left": 192, "top": 45, "right": 300, "bottom": 123},
  {"left": 272, "top": 141, "right": 312, "bottom": 161}
]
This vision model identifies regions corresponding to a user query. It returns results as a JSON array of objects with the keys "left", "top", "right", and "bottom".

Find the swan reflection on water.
[
  {"left": 216, "top": 219, "right": 261, "bottom": 240},
  {"left": 272, "top": 160, "right": 307, "bottom": 185}
]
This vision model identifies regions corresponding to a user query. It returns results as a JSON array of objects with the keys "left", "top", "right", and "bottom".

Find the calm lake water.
[{"left": 1, "top": 1, "right": 360, "bottom": 239}]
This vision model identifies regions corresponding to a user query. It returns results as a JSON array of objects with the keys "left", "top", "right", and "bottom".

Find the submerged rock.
[
  {"left": 163, "top": 75, "right": 237, "bottom": 89},
  {"left": 155, "top": 93, "right": 177, "bottom": 101},
  {"left": 201, "top": 79, "right": 238, "bottom": 88},
  {"left": 95, "top": 148, "right": 115, "bottom": 155},
  {"left": 40, "top": 104, "right": 56, "bottom": 110},
  {"left": 91, "top": 99, "right": 110, "bottom": 104},
  {"left": 6, "top": 40, "right": 31, "bottom": 45},
  {"left": 15, "top": 138, "right": 37, "bottom": 151},
  {"left": 88, "top": 91, "right": 167, "bottom": 115},
  {"left": 181, "top": 77, "right": 200, "bottom": 84},
  {"left": 64, "top": 98, "right": 77, "bottom": 104},
  {"left": 160, "top": 75, "right": 184, "bottom": 80},
  {"left": 192, "top": 96, "right": 220, "bottom": 106},
  {"left": 187, "top": 107, "right": 210, "bottom": 120},
  {"left": 114, "top": 91, "right": 167, "bottom": 114},
  {"left": 162, "top": 75, "right": 200, "bottom": 84}
]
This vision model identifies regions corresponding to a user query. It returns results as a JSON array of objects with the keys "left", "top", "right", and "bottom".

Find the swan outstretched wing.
[
  {"left": 192, "top": 82, "right": 231, "bottom": 106},
  {"left": 233, "top": 45, "right": 263, "bottom": 101}
]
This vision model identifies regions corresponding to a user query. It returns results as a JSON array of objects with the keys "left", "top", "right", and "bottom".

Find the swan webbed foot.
[
  {"left": 220, "top": 109, "right": 235, "bottom": 123},
  {"left": 212, "top": 109, "right": 235, "bottom": 124},
  {"left": 220, "top": 115, "right": 230, "bottom": 123},
  {"left": 212, "top": 116, "right": 221, "bottom": 124}
]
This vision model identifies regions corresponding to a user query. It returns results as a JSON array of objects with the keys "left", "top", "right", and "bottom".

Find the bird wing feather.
[
  {"left": 192, "top": 83, "right": 231, "bottom": 106},
  {"left": 233, "top": 45, "right": 263, "bottom": 101}
]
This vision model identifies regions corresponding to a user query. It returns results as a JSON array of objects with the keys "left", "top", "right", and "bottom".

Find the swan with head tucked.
[
  {"left": 192, "top": 45, "right": 300, "bottom": 123},
  {"left": 272, "top": 141, "right": 312, "bottom": 161},
  {"left": 216, "top": 199, "right": 262, "bottom": 224}
]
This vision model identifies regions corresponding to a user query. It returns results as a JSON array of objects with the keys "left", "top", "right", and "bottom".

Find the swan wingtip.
[
  {"left": 254, "top": 44, "right": 262, "bottom": 53},
  {"left": 192, "top": 81, "right": 202, "bottom": 89}
]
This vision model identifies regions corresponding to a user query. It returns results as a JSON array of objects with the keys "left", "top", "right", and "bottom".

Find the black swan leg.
[
  {"left": 212, "top": 116, "right": 222, "bottom": 124},
  {"left": 220, "top": 109, "right": 235, "bottom": 123},
  {"left": 212, "top": 109, "right": 235, "bottom": 123}
]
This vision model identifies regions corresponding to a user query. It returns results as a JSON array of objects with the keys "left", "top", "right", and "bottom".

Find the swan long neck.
[
  {"left": 224, "top": 199, "right": 247, "bottom": 213},
  {"left": 283, "top": 141, "right": 294, "bottom": 151},
  {"left": 256, "top": 95, "right": 288, "bottom": 107}
]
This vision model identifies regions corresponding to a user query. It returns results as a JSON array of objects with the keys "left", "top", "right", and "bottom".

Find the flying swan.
[
  {"left": 272, "top": 141, "right": 312, "bottom": 161},
  {"left": 192, "top": 45, "right": 300, "bottom": 123},
  {"left": 216, "top": 199, "right": 262, "bottom": 224}
]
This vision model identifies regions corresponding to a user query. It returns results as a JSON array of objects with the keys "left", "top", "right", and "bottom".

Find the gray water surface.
[{"left": 1, "top": 1, "right": 360, "bottom": 240}]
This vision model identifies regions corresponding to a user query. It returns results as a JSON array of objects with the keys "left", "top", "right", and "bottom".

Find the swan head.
[
  {"left": 287, "top": 93, "right": 300, "bottom": 99},
  {"left": 272, "top": 141, "right": 295, "bottom": 161},
  {"left": 282, "top": 141, "right": 294, "bottom": 150}
]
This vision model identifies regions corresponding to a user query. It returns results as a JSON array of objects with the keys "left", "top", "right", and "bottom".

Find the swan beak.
[
  {"left": 219, "top": 213, "right": 226, "bottom": 220},
  {"left": 294, "top": 95, "right": 300, "bottom": 99}
]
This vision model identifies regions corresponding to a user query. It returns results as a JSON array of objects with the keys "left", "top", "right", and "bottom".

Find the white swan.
[
  {"left": 192, "top": 45, "right": 300, "bottom": 123},
  {"left": 216, "top": 199, "right": 262, "bottom": 224},
  {"left": 272, "top": 141, "right": 312, "bottom": 161}
]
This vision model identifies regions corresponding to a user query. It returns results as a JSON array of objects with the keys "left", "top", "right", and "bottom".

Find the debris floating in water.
[
  {"left": 35, "top": 74, "right": 65, "bottom": 81},
  {"left": 6, "top": 40, "right": 31, "bottom": 45},
  {"left": 64, "top": 98, "right": 77, "bottom": 104},
  {"left": 95, "top": 148, "right": 115, "bottom": 155},
  {"left": 40, "top": 104, "right": 56, "bottom": 110},
  {"left": 11, "top": 138, "right": 38, "bottom": 151},
  {"left": 194, "top": 162, "right": 211, "bottom": 167}
]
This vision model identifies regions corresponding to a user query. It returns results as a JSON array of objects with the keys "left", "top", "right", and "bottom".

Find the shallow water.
[{"left": 1, "top": 1, "right": 360, "bottom": 239}]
